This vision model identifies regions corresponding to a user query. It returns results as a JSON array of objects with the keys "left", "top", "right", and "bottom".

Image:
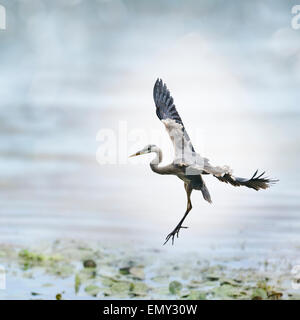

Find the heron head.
[{"left": 129, "top": 144, "right": 155, "bottom": 157}]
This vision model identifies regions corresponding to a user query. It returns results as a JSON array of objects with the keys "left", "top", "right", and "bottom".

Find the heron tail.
[{"left": 201, "top": 181, "right": 212, "bottom": 204}]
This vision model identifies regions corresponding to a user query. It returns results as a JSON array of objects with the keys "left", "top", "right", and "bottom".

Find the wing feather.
[
  {"left": 152, "top": 79, "right": 277, "bottom": 187},
  {"left": 215, "top": 170, "right": 278, "bottom": 190},
  {"left": 153, "top": 78, "right": 195, "bottom": 156}
]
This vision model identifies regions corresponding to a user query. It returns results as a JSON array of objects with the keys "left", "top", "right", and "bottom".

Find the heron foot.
[{"left": 163, "top": 225, "right": 188, "bottom": 245}]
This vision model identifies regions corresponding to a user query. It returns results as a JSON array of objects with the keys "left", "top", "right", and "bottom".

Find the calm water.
[
  {"left": 0, "top": 101, "right": 299, "bottom": 256},
  {"left": 0, "top": 0, "right": 299, "bottom": 260}
]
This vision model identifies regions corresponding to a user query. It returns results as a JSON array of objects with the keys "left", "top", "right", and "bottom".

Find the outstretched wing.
[
  {"left": 153, "top": 78, "right": 198, "bottom": 166},
  {"left": 215, "top": 170, "right": 278, "bottom": 191}
]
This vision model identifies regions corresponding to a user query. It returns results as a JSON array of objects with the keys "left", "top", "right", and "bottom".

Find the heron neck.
[{"left": 150, "top": 148, "right": 163, "bottom": 172}]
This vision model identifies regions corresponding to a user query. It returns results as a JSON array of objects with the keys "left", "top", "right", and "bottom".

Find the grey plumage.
[
  {"left": 214, "top": 170, "right": 277, "bottom": 191},
  {"left": 130, "top": 79, "right": 278, "bottom": 245},
  {"left": 153, "top": 78, "right": 195, "bottom": 153}
]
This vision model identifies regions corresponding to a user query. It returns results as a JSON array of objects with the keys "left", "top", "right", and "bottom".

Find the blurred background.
[{"left": 0, "top": 0, "right": 299, "bottom": 255}]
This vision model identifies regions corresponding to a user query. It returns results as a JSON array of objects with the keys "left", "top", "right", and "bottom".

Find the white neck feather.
[{"left": 150, "top": 146, "right": 163, "bottom": 166}]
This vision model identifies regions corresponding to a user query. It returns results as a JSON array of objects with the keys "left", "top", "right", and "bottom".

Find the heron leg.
[{"left": 164, "top": 183, "right": 193, "bottom": 245}]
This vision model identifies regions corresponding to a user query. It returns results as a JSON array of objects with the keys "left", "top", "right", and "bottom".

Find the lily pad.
[
  {"left": 103, "top": 280, "right": 133, "bottom": 297},
  {"left": 151, "top": 275, "right": 169, "bottom": 284},
  {"left": 130, "top": 282, "right": 149, "bottom": 296},
  {"left": 85, "top": 284, "right": 100, "bottom": 297},
  {"left": 251, "top": 288, "right": 268, "bottom": 300},
  {"left": 213, "top": 284, "right": 245, "bottom": 299},
  {"left": 169, "top": 281, "right": 182, "bottom": 295},
  {"left": 206, "top": 274, "right": 219, "bottom": 281},
  {"left": 110, "top": 281, "right": 132, "bottom": 295},
  {"left": 119, "top": 267, "right": 130, "bottom": 275},
  {"left": 101, "top": 276, "right": 119, "bottom": 287},
  {"left": 183, "top": 290, "right": 206, "bottom": 300},
  {"left": 129, "top": 267, "right": 145, "bottom": 280},
  {"left": 220, "top": 278, "right": 241, "bottom": 287}
]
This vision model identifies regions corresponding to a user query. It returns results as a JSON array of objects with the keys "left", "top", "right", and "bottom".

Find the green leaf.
[
  {"left": 220, "top": 278, "right": 241, "bottom": 287},
  {"left": 103, "top": 280, "right": 133, "bottom": 297},
  {"left": 129, "top": 267, "right": 145, "bottom": 280},
  {"left": 184, "top": 291, "right": 206, "bottom": 300},
  {"left": 101, "top": 276, "right": 116, "bottom": 287},
  {"left": 252, "top": 288, "right": 268, "bottom": 300},
  {"left": 169, "top": 281, "right": 182, "bottom": 295},
  {"left": 130, "top": 282, "right": 149, "bottom": 296},
  {"left": 119, "top": 267, "right": 130, "bottom": 275},
  {"left": 206, "top": 274, "right": 219, "bottom": 281},
  {"left": 213, "top": 284, "right": 243, "bottom": 299},
  {"left": 85, "top": 284, "right": 100, "bottom": 297},
  {"left": 110, "top": 281, "right": 132, "bottom": 295},
  {"left": 75, "top": 273, "right": 81, "bottom": 294}
]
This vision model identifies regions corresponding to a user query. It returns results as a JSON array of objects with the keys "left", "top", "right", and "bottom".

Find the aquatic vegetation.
[
  {"left": 169, "top": 281, "right": 182, "bottom": 295},
  {"left": 251, "top": 288, "right": 268, "bottom": 300},
  {"left": 18, "top": 249, "right": 63, "bottom": 270},
  {"left": 55, "top": 293, "right": 62, "bottom": 300},
  {"left": 83, "top": 260, "right": 97, "bottom": 269},
  {"left": 0, "top": 240, "right": 295, "bottom": 299},
  {"left": 85, "top": 285, "right": 101, "bottom": 297}
]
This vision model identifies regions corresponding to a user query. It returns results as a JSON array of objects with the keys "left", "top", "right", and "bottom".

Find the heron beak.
[{"left": 129, "top": 151, "right": 141, "bottom": 158}]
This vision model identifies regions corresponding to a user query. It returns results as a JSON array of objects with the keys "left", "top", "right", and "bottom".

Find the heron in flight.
[{"left": 130, "top": 79, "right": 277, "bottom": 245}]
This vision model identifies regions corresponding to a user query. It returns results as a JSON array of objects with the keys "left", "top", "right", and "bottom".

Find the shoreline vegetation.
[{"left": 0, "top": 239, "right": 298, "bottom": 300}]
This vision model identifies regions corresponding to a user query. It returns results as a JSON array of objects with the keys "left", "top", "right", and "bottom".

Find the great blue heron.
[{"left": 130, "top": 79, "right": 278, "bottom": 245}]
